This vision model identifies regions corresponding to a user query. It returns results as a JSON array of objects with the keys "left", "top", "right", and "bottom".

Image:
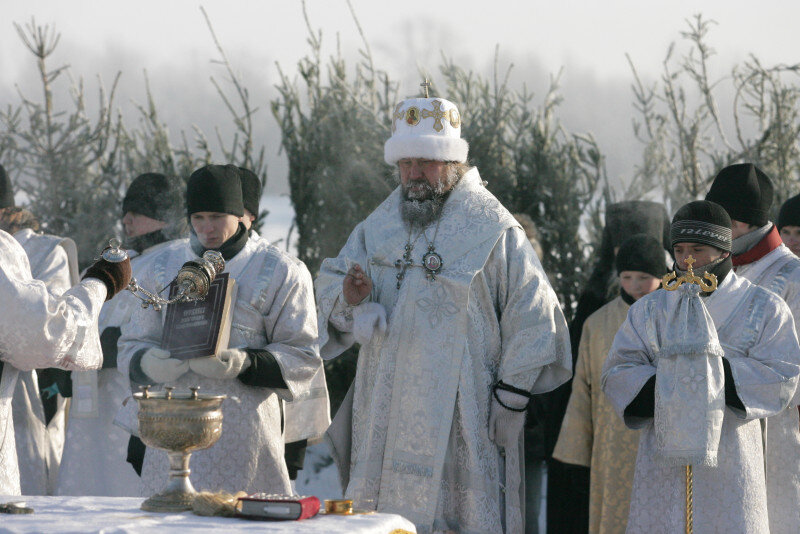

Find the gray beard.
[
  {"left": 400, "top": 196, "right": 445, "bottom": 226},
  {"left": 398, "top": 166, "right": 462, "bottom": 226}
]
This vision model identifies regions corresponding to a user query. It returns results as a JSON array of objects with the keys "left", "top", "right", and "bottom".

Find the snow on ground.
[{"left": 294, "top": 442, "right": 343, "bottom": 500}]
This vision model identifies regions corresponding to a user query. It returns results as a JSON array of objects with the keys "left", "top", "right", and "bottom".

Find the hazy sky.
[{"left": 3, "top": 0, "right": 800, "bottom": 194}]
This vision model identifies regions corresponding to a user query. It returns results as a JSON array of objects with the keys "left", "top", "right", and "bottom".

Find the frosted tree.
[
  {"left": 628, "top": 14, "right": 800, "bottom": 211},
  {"left": 0, "top": 19, "right": 125, "bottom": 266}
]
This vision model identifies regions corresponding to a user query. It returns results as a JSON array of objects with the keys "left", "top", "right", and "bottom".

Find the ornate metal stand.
[{"left": 135, "top": 386, "right": 226, "bottom": 512}]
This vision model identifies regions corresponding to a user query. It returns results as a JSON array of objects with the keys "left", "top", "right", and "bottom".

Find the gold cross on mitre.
[
  {"left": 661, "top": 255, "right": 718, "bottom": 292},
  {"left": 420, "top": 78, "right": 431, "bottom": 98},
  {"left": 422, "top": 99, "right": 453, "bottom": 133}
]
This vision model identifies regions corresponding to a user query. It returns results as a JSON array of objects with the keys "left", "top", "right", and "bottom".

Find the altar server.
[
  {"left": 602, "top": 200, "right": 800, "bottom": 533},
  {"left": 118, "top": 164, "right": 324, "bottom": 495}
]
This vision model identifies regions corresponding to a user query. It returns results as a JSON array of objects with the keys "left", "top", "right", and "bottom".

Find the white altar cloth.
[{"left": 0, "top": 496, "right": 417, "bottom": 533}]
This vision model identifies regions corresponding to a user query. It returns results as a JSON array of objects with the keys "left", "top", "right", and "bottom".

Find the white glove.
[
  {"left": 189, "top": 348, "right": 251, "bottom": 380},
  {"left": 352, "top": 302, "right": 387, "bottom": 345},
  {"left": 488, "top": 389, "right": 528, "bottom": 449},
  {"left": 140, "top": 348, "right": 189, "bottom": 384}
]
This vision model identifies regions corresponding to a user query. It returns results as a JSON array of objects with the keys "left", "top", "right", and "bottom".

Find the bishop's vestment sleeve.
[
  {"left": 724, "top": 293, "right": 800, "bottom": 419},
  {"left": 256, "top": 259, "right": 321, "bottom": 402},
  {"left": 552, "top": 320, "right": 594, "bottom": 467},
  {"left": 316, "top": 222, "right": 369, "bottom": 360},
  {"left": 0, "top": 234, "right": 106, "bottom": 372},
  {"left": 495, "top": 227, "right": 571, "bottom": 393},
  {"left": 601, "top": 301, "right": 657, "bottom": 429}
]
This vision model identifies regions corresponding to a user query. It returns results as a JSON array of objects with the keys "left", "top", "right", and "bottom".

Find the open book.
[{"left": 161, "top": 273, "right": 237, "bottom": 360}]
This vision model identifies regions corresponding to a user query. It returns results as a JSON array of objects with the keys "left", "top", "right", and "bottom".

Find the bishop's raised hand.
[{"left": 343, "top": 263, "right": 372, "bottom": 306}]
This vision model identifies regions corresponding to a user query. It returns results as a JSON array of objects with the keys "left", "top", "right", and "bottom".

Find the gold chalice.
[{"left": 135, "top": 386, "right": 226, "bottom": 512}]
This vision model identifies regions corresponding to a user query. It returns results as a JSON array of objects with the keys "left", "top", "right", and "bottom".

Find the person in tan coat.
[{"left": 553, "top": 234, "right": 666, "bottom": 533}]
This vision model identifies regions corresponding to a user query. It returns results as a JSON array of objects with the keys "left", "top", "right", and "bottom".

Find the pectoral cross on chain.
[{"left": 394, "top": 243, "right": 414, "bottom": 289}]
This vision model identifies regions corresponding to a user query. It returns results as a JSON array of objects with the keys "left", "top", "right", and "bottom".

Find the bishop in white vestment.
[{"left": 317, "top": 96, "right": 571, "bottom": 533}]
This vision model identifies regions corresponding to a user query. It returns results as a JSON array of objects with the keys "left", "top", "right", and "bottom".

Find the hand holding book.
[
  {"left": 189, "top": 349, "right": 251, "bottom": 380},
  {"left": 141, "top": 348, "right": 189, "bottom": 383}
]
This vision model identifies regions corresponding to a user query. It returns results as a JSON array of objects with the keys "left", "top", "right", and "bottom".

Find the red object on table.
[{"left": 237, "top": 494, "right": 320, "bottom": 521}]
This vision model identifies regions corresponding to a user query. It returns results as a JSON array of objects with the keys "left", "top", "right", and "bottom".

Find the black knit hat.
[
  {"left": 122, "top": 173, "right": 176, "bottom": 222},
  {"left": 0, "top": 164, "right": 14, "bottom": 209},
  {"left": 705, "top": 163, "right": 773, "bottom": 227},
  {"left": 186, "top": 164, "right": 244, "bottom": 217},
  {"left": 778, "top": 193, "right": 800, "bottom": 230},
  {"left": 671, "top": 200, "right": 732, "bottom": 252},
  {"left": 238, "top": 167, "right": 262, "bottom": 216},
  {"left": 604, "top": 200, "right": 671, "bottom": 250},
  {"left": 616, "top": 234, "right": 668, "bottom": 278}
]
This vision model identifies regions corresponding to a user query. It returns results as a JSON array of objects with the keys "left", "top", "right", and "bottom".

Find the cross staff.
[{"left": 420, "top": 78, "right": 431, "bottom": 98}]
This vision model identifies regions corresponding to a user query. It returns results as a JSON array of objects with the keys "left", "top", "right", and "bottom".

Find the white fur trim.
[{"left": 384, "top": 135, "right": 469, "bottom": 165}]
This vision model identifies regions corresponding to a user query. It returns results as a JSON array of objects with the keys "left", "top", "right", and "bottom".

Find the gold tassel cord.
[{"left": 685, "top": 465, "right": 693, "bottom": 534}]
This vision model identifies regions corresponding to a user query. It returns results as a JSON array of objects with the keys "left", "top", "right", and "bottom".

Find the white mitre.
[{"left": 384, "top": 97, "right": 469, "bottom": 165}]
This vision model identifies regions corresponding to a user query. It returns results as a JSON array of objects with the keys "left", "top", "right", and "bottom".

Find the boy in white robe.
[
  {"left": 117, "top": 164, "right": 323, "bottom": 495},
  {"left": 603, "top": 200, "right": 800, "bottom": 534}
]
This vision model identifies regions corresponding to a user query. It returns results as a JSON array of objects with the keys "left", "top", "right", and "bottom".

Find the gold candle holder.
[{"left": 324, "top": 499, "right": 354, "bottom": 515}]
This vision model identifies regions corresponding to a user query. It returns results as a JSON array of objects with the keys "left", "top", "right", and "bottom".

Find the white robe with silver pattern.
[
  {"left": 12, "top": 229, "right": 79, "bottom": 495},
  {"left": 734, "top": 243, "right": 800, "bottom": 534},
  {"left": 317, "top": 168, "right": 571, "bottom": 533},
  {"left": 602, "top": 272, "right": 800, "bottom": 534},
  {"left": 0, "top": 230, "right": 106, "bottom": 495},
  {"left": 117, "top": 237, "right": 322, "bottom": 495}
]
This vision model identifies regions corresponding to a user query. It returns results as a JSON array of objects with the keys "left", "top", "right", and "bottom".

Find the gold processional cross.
[{"left": 660, "top": 254, "right": 718, "bottom": 534}]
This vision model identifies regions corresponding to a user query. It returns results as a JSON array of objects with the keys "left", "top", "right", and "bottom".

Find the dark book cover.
[
  {"left": 161, "top": 272, "right": 236, "bottom": 360},
  {"left": 237, "top": 494, "right": 320, "bottom": 521}
]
